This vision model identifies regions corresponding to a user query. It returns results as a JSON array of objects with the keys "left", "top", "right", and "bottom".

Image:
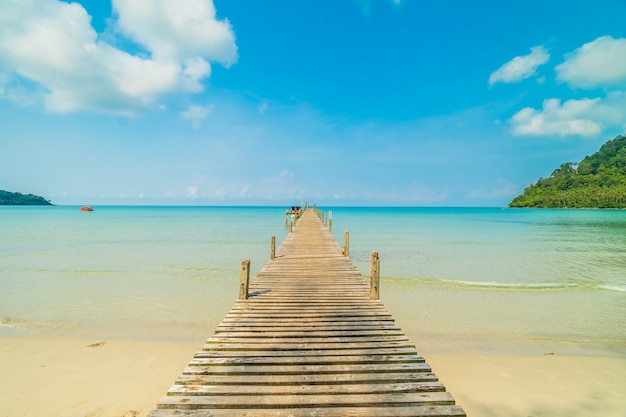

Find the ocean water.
[{"left": 1, "top": 206, "right": 625, "bottom": 354}]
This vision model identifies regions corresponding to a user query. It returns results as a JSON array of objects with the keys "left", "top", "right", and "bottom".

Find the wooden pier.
[{"left": 148, "top": 209, "right": 465, "bottom": 417}]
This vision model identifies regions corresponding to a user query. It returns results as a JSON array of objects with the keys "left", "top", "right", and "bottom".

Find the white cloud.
[
  {"left": 510, "top": 90, "right": 626, "bottom": 138},
  {"left": 505, "top": 37, "right": 626, "bottom": 138},
  {"left": 181, "top": 104, "right": 215, "bottom": 127},
  {"left": 510, "top": 98, "right": 603, "bottom": 137},
  {"left": 186, "top": 185, "right": 199, "bottom": 198},
  {"left": 556, "top": 36, "right": 626, "bottom": 89},
  {"left": 0, "top": 0, "right": 237, "bottom": 114},
  {"left": 279, "top": 170, "right": 294, "bottom": 179},
  {"left": 489, "top": 46, "right": 550, "bottom": 86},
  {"left": 112, "top": 0, "right": 237, "bottom": 64}
]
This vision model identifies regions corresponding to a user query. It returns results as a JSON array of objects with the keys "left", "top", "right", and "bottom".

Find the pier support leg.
[
  {"left": 270, "top": 236, "right": 276, "bottom": 260},
  {"left": 239, "top": 259, "right": 250, "bottom": 300},
  {"left": 343, "top": 230, "right": 349, "bottom": 257},
  {"left": 370, "top": 251, "right": 380, "bottom": 300}
]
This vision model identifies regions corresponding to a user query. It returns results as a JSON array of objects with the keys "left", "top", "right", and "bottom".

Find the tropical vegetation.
[
  {"left": 0, "top": 190, "right": 53, "bottom": 205},
  {"left": 509, "top": 135, "right": 626, "bottom": 208}
]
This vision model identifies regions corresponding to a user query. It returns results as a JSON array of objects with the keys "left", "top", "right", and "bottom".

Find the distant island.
[
  {"left": 0, "top": 190, "right": 53, "bottom": 205},
  {"left": 509, "top": 135, "right": 626, "bottom": 208}
]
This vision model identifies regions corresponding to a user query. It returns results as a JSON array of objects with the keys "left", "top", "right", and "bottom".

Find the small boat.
[{"left": 80, "top": 206, "right": 94, "bottom": 212}]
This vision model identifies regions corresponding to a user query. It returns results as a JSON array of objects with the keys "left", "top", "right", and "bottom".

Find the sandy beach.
[{"left": 1, "top": 334, "right": 625, "bottom": 417}]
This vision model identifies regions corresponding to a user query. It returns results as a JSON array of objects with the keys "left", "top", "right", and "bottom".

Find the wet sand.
[{"left": 1, "top": 335, "right": 625, "bottom": 417}]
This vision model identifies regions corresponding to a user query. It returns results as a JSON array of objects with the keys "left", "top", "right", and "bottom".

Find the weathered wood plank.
[
  {"left": 174, "top": 372, "right": 440, "bottom": 386},
  {"left": 167, "top": 382, "right": 445, "bottom": 396},
  {"left": 215, "top": 325, "right": 402, "bottom": 332},
  {"left": 156, "top": 391, "right": 456, "bottom": 409},
  {"left": 148, "top": 405, "right": 467, "bottom": 417},
  {"left": 205, "top": 335, "right": 411, "bottom": 344},
  {"left": 188, "top": 354, "right": 425, "bottom": 366},
  {"left": 182, "top": 362, "right": 432, "bottom": 375},
  {"left": 197, "top": 348, "right": 419, "bottom": 357},
  {"left": 202, "top": 340, "right": 415, "bottom": 351}
]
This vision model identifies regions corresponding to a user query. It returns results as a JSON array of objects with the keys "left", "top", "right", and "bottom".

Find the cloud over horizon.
[
  {"left": 508, "top": 36, "right": 626, "bottom": 138},
  {"left": 489, "top": 46, "right": 550, "bottom": 86},
  {"left": 0, "top": 0, "right": 237, "bottom": 115},
  {"left": 556, "top": 36, "right": 626, "bottom": 89}
]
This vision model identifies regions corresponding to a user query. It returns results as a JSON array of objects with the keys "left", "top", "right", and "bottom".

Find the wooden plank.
[
  {"left": 207, "top": 333, "right": 409, "bottom": 342},
  {"left": 188, "top": 354, "right": 425, "bottom": 366},
  {"left": 174, "top": 372, "right": 440, "bottom": 386},
  {"left": 211, "top": 330, "right": 406, "bottom": 338},
  {"left": 167, "top": 382, "right": 445, "bottom": 396},
  {"left": 182, "top": 362, "right": 432, "bottom": 375},
  {"left": 156, "top": 391, "right": 456, "bottom": 409},
  {"left": 202, "top": 340, "right": 415, "bottom": 351},
  {"left": 148, "top": 406, "right": 466, "bottom": 417},
  {"left": 215, "top": 325, "right": 402, "bottom": 332},
  {"left": 219, "top": 318, "right": 396, "bottom": 324},
  {"left": 196, "top": 348, "right": 419, "bottom": 357}
]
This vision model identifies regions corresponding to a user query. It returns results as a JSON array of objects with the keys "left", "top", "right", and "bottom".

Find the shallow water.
[{"left": 1, "top": 206, "right": 625, "bottom": 354}]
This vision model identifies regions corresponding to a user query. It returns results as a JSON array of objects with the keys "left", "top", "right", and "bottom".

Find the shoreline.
[{"left": 1, "top": 334, "right": 625, "bottom": 417}]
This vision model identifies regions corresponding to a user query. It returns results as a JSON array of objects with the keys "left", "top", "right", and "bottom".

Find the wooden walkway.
[{"left": 148, "top": 209, "right": 465, "bottom": 417}]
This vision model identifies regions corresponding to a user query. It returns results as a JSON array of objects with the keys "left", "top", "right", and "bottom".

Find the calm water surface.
[{"left": 1, "top": 206, "right": 625, "bottom": 354}]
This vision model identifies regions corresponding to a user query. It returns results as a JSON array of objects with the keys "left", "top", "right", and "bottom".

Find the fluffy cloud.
[
  {"left": 113, "top": 0, "right": 237, "bottom": 64},
  {"left": 506, "top": 36, "right": 626, "bottom": 138},
  {"left": 510, "top": 98, "right": 608, "bottom": 138},
  {"left": 0, "top": 0, "right": 237, "bottom": 114},
  {"left": 556, "top": 36, "right": 626, "bottom": 89},
  {"left": 489, "top": 46, "right": 550, "bottom": 86}
]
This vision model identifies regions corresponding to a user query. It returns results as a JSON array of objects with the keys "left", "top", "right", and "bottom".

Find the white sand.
[
  {"left": 1, "top": 335, "right": 625, "bottom": 417},
  {"left": 427, "top": 353, "right": 626, "bottom": 417},
  {"left": 0, "top": 336, "right": 199, "bottom": 417}
]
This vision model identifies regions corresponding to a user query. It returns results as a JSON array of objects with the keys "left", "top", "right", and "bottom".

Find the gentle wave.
[
  {"left": 598, "top": 284, "right": 626, "bottom": 292},
  {"left": 0, "top": 317, "right": 51, "bottom": 330},
  {"left": 385, "top": 277, "right": 625, "bottom": 292}
]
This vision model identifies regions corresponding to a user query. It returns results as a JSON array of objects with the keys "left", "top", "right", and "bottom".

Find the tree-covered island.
[
  {"left": 0, "top": 190, "right": 53, "bottom": 205},
  {"left": 509, "top": 135, "right": 626, "bottom": 208}
]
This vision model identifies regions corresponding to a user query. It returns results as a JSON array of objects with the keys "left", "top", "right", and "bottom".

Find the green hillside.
[
  {"left": 0, "top": 190, "right": 53, "bottom": 205},
  {"left": 509, "top": 135, "right": 626, "bottom": 208}
]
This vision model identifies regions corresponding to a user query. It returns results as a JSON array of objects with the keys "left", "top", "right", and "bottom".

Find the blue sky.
[{"left": 1, "top": 0, "right": 626, "bottom": 206}]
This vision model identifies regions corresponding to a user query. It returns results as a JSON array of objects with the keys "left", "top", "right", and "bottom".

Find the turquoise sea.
[{"left": 1, "top": 206, "right": 625, "bottom": 355}]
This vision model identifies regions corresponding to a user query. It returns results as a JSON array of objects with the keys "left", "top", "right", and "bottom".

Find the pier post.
[
  {"left": 239, "top": 259, "right": 250, "bottom": 300},
  {"left": 343, "top": 230, "right": 349, "bottom": 256},
  {"left": 270, "top": 236, "right": 276, "bottom": 260},
  {"left": 370, "top": 251, "right": 380, "bottom": 300}
]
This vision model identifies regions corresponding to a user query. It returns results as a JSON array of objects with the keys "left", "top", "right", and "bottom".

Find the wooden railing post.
[
  {"left": 343, "top": 230, "right": 349, "bottom": 257},
  {"left": 270, "top": 236, "right": 276, "bottom": 260},
  {"left": 328, "top": 211, "right": 332, "bottom": 232},
  {"left": 239, "top": 259, "right": 250, "bottom": 300},
  {"left": 370, "top": 251, "right": 380, "bottom": 300}
]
